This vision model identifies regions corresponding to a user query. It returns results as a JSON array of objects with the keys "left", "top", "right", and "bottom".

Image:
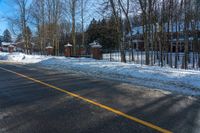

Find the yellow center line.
[{"left": 0, "top": 66, "right": 172, "bottom": 133}]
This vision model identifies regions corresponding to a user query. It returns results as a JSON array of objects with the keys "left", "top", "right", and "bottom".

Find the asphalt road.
[{"left": 0, "top": 63, "right": 200, "bottom": 133}]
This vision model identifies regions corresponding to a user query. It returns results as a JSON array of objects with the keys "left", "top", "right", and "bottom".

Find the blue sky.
[
  {"left": 0, "top": 0, "right": 101, "bottom": 36},
  {"left": 0, "top": 0, "right": 13, "bottom": 35}
]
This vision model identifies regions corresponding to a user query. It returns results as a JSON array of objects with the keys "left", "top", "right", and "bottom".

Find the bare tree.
[
  {"left": 12, "top": 0, "right": 31, "bottom": 54},
  {"left": 80, "top": 0, "right": 89, "bottom": 47},
  {"left": 118, "top": 0, "right": 136, "bottom": 61},
  {"left": 138, "top": 0, "right": 150, "bottom": 65},
  {"left": 31, "top": 0, "right": 46, "bottom": 54},
  {"left": 108, "top": 0, "right": 126, "bottom": 62}
]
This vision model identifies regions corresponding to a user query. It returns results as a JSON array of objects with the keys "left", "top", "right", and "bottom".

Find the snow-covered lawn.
[
  {"left": 103, "top": 51, "right": 200, "bottom": 69},
  {"left": 1, "top": 52, "right": 200, "bottom": 96}
]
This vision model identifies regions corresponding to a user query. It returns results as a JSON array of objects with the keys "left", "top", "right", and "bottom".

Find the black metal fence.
[{"left": 102, "top": 49, "right": 200, "bottom": 70}]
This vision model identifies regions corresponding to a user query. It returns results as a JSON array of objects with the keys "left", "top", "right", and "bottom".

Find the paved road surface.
[{"left": 0, "top": 63, "right": 200, "bottom": 133}]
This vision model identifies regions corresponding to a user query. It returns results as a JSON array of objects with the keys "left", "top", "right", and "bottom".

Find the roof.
[
  {"left": 89, "top": 41, "right": 102, "bottom": 48},
  {"left": 46, "top": 46, "right": 53, "bottom": 49},
  {"left": 64, "top": 43, "right": 72, "bottom": 47},
  {"left": 1, "top": 42, "right": 13, "bottom": 46},
  {"left": 15, "top": 41, "right": 35, "bottom": 46},
  {"left": 130, "top": 21, "right": 200, "bottom": 35}
]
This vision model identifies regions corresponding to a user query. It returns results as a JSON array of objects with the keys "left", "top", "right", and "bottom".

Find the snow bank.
[
  {"left": 1, "top": 52, "right": 200, "bottom": 96},
  {"left": 38, "top": 57, "right": 200, "bottom": 96},
  {"left": 0, "top": 52, "right": 50, "bottom": 63},
  {"left": 0, "top": 52, "right": 25, "bottom": 62}
]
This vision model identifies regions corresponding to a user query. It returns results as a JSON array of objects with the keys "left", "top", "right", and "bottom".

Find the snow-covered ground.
[
  {"left": 0, "top": 52, "right": 50, "bottom": 63},
  {"left": 1, "top": 52, "right": 200, "bottom": 96},
  {"left": 103, "top": 51, "right": 200, "bottom": 69}
]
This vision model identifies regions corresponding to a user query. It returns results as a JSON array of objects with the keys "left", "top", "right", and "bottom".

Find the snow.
[
  {"left": 1, "top": 42, "right": 12, "bottom": 46},
  {"left": 0, "top": 52, "right": 200, "bottom": 96},
  {"left": 103, "top": 51, "right": 200, "bottom": 69},
  {"left": 64, "top": 43, "right": 72, "bottom": 47},
  {"left": 0, "top": 52, "right": 51, "bottom": 63},
  {"left": 89, "top": 41, "right": 102, "bottom": 48},
  {"left": 46, "top": 46, "right": 53, "bottom": 49},
  {"left": 91, "top": 44, "right": 102, "bottom": 48},
  {"left": 131, "top": 21, "right": 200, "bottom": 35}
]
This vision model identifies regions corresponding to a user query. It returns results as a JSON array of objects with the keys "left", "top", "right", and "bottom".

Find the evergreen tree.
[
  {"left": 86, "top": 18, "right": 119, "bottom": 50},
  {"left": 3, "top": 29, "right": 12, "bottom": 42}
]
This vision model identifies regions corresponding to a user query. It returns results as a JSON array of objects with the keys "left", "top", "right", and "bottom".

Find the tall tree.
[
  {"left": 25, "top": 26, "right": 32, "bottom": 54},
  {"left": 3, "top": 29, "right": 12, "bottom": 42},
  {"left": 12, "top": 0, "right": 30, "bottom": 54},
  {"left": 31, "top": 0, "right": 46, "bottom": 54},
  {"left": 80, "top": 0, "right": 89, "bottom": 47},
  {"left": 138, "top": 0, "right": 150, "bottom": 65},
  {"left": 108, "top": 0, "right": 126, "bottom": 62},
  {"left": 118, "top": 0, "right": 135, "bottom": 61}
]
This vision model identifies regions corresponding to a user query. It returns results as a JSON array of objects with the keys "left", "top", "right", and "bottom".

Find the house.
[
  {"left": 14, "top": 40, "right": 38, "bottom": 52},
  {"left": 0, "top": 41, "right": 26, "bottom": 52},
  {"left": 0, "top": 42, "right": 15, "bottom": 52},
  {"left": 14, "top": 41, "right": 26, "bottom": 52},
  {"left": 127, "top": 22, "right": 200, "bottom": 52}
]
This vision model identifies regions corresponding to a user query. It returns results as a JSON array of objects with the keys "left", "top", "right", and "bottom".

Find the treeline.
[
  {"left": 9, "top": 0, "right": 91, "bottom": 55},
  {"left": 7, "top": 0, "right": 200, "bottom": 69}
]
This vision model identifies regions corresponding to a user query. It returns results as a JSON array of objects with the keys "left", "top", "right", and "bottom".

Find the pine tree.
[
  {"left": 3, "top": 29, "right": 12, "bottom": 42},
  {"left": 86, "top": 18, "right": 120, "bottom": 50}
]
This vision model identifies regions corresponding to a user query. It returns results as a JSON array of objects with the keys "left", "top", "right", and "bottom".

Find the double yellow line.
[{"left": 0, "top": 66, "right": 172, "bottom": 133}]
